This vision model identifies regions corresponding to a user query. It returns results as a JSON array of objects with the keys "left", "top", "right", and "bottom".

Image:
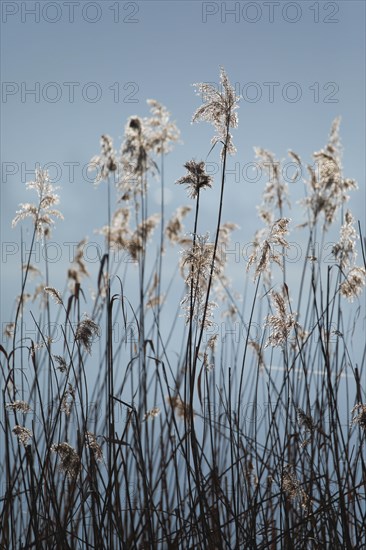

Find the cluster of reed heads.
[{"left": 1, "top": 68, "right": 366, "bottom": 549}]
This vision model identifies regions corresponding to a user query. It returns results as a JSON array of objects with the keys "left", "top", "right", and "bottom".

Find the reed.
[{"left": 1, "top": 68, "right": 365, "bottom": 549}]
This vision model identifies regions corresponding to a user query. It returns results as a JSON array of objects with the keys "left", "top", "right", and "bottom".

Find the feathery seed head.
[
  {"left": 351, "top": 403, "right": 366, "bottom": 431},
  {"left": 44, "top": 287, "right": 63, "bottom": 305},
  {"left": 176, "top": 160, "right": 213, "bottom": 199},
  {"left": 85, "top": 431, "right": 103, "bottom": 462},
  {"left": 6, "top": 401, "right": 31, "bottom": 413},
  {"left": 89, "top": 134, "right": 118, "bottom": 185},
  {"left": 192, "top": 67, "right": 239, "bottom": 157},
  {"left": 247, "top": 218, "right": 291, "bottom": 280},
  {"left": 12, "top": 169, "right": 63, "bottom": 240},
  {"left": 265, "top": 288, "right": 297, "bottom": 347},
  {"left": 13, "top": 425, "right": 33, "bottom": 446},
  {"left": 51, "top": 442, "right": 81, "bottom": 479},
  {"left": 143, "top": 407, "right": 161, "bottom": 421},
  {"left": 165, "top": 206, "right": 192, "bottom": 244},
  {"left": 53, "top": 355, "right": 67, "bottom": 373},
  {"left": 340, "top": 266, "right": 366, "bottom": 302},
  {"left": 302, "top": 118, "right": 357, "bottom": 227},
  {"left": 332, "top": 210, "right": 357, "bottom": 271},
  {"left": 75, "top": 317, "right": 101, "bottom": 354},
  {"left": 145, "top": 99, "right": 180, "bottom": 154}
]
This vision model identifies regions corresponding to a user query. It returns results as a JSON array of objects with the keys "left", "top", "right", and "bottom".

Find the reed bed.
[{"left": 1, "top": 68, "right": 365, "bottom": 549}]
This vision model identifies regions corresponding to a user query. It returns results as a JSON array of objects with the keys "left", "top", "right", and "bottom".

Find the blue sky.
[{"left": 1, "top": 0, "right": 365, "bottom": 335}]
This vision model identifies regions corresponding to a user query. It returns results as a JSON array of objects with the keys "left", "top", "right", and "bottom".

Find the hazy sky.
[{"left": 1, "top": 0, "right": 365, "bottom": 331}]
